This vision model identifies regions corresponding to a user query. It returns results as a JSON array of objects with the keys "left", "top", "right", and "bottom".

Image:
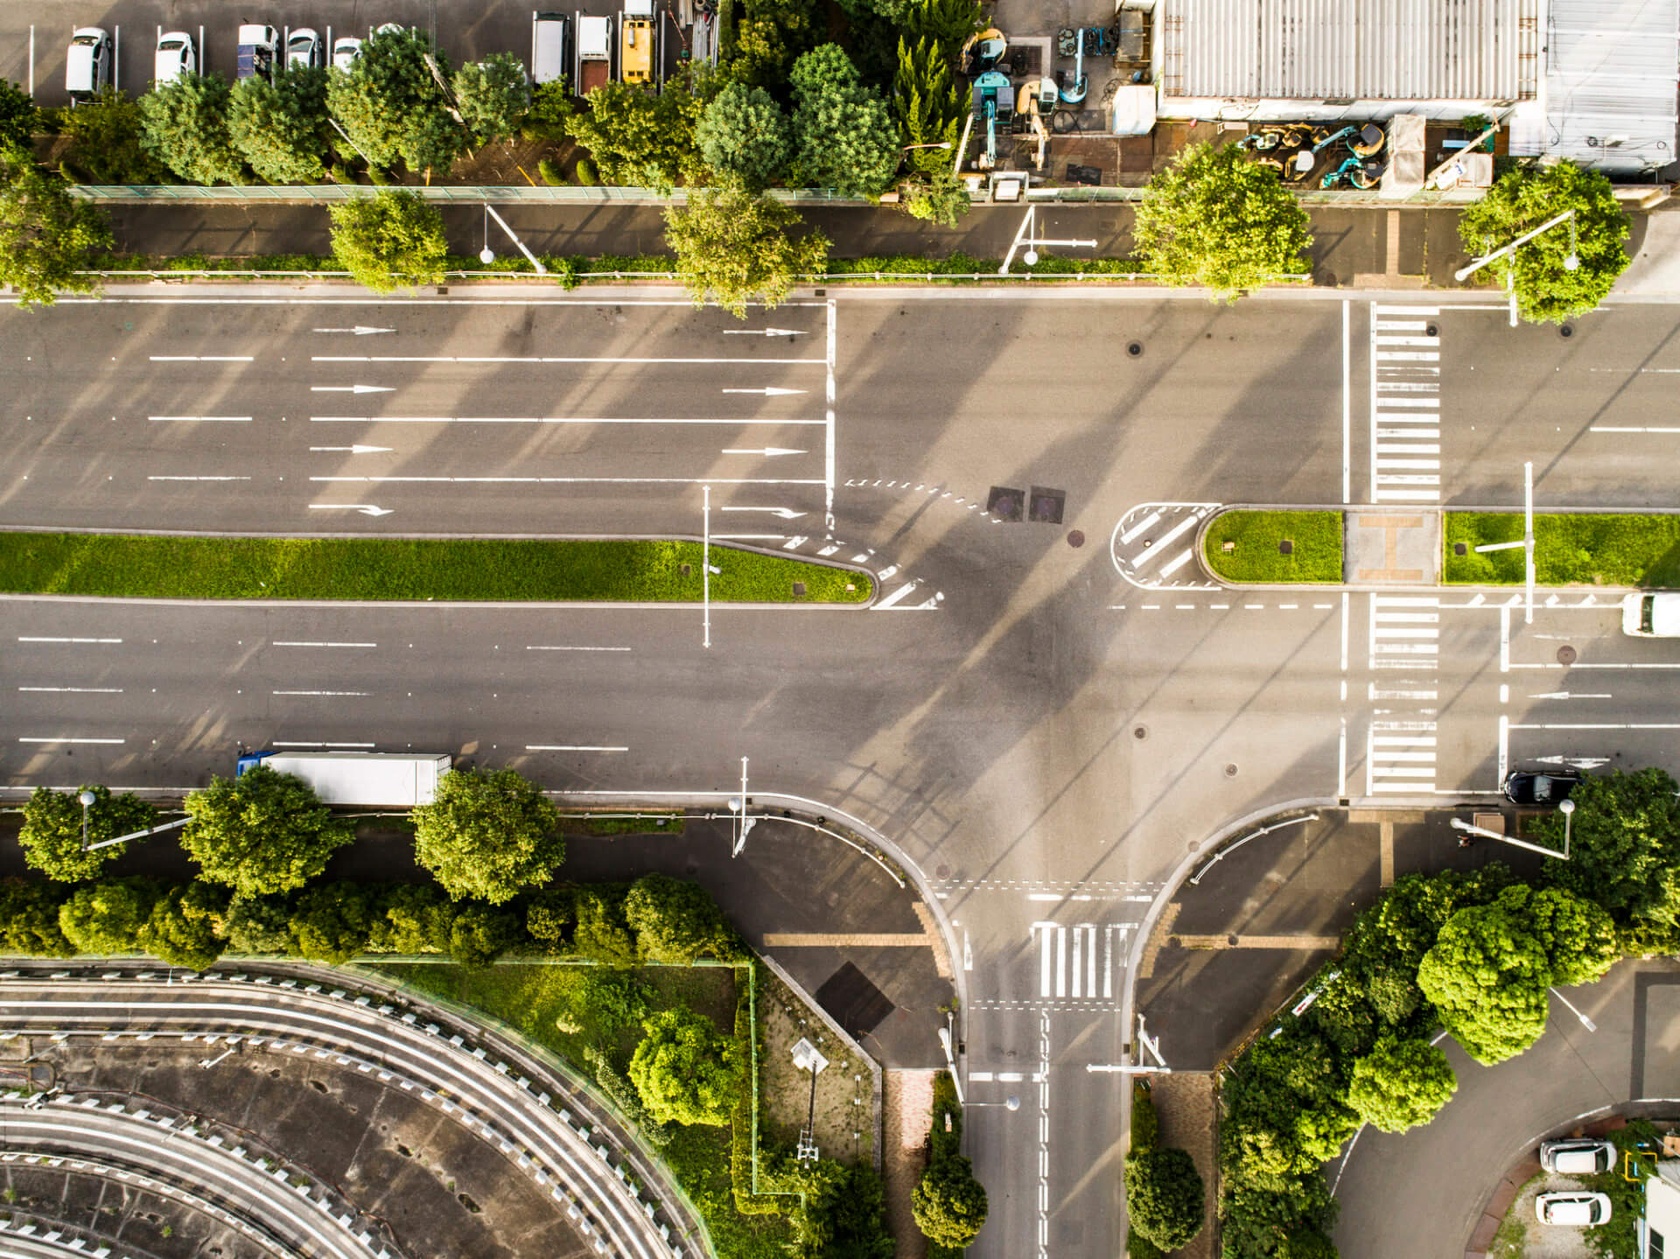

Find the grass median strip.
[
  {"left": 1202, "top": 510, "right": 1344, "bottom": 584},
  {"left": 1444, "top": 513, "right": 1680, "bottom": 586},
  {"left": 0, "top": 533, "right": 871, "bottom": 603}
]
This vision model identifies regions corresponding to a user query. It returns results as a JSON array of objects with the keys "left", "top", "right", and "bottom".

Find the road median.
[
  {"left": 1200, "top": 509, "right": 1344, "bottom": 584},
  {"left": 1445, "top": 511, "right": 1680, "bottom": 587}
]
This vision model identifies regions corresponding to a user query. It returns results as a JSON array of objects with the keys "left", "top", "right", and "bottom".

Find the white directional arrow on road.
[
  {"left": 721, "top": 447, "right": 807, "bottom": 457},
  {"left": 1530, "top": 692, "right": 1614, "bottom": 700},
  {"left": 719, "top": 506, "right": 807, "bottom": 519},
  {"left": 309, "top": 503, "right": 393, "bottom": 517},
  {"left": 311, "top": 326, "right": 396, "bottom": 335},
  {"left": 721, "top": 386, "right": 807, "bottom": 396},
  {"left": 310, "top": 384, "right": 395, "bottom": 394},
  {"left": 308, "top": 445, "right": 393, "bottom": 455},
  {"left": 722, "top": 328, "right": 802, "bottom": 337}
]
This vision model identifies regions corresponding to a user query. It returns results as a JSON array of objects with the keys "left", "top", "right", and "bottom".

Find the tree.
[
  {"left": 182, "top": 765, "right": 354, "bottom": 897},
  {"left": 0, "top": 878, "right": 74, "bottom": 957},
  {"left": 0, "top": 80, "right": 38, "bottom": 151},
  {"left": 138, "top": 882, "right": 229, "bottom": 971},
  {"left": 58, "top": 878, "right": 159, "bottom": 955},
  {"left": 287, "top": 882, "right": 376, "bottom": 964},
  {"left": 1528, "top": 885, "right": 1619, "bottom": 986},
  {"left": 0, "top": 149, "right": 112, "bottom": 307},
  {"left": 329, "top": 189, "right": 449, "bottom": 292},
  {"left": 526, "top": 886, "right": 574, "bottom": 947},
  {"left": 58, "top": 87, "right": 168, "bottom": 183},
  {"left": 911, "top": 1154, "right": 988, "bottom": 1248},
  {"left": 696, "top": 82, "right": 790, "bottom": 190},
  {"left": 224, "top": 892, "right": 295, "bottom": 953},
  {"left": 1417, "top": 886, "right": 1554, "bottom": 1065},
  {"left": 138, "top": 72, "right": 243, "bottom": 185},
  {"left": 788, "top": 45, "right": 900, "bottom": 196},
  {"left": 1535, "top": 768, "right": 1680, "bottom": 925},
  {"left": 904, "top": 171, "right": 969, "bottom": 228},
  {"left": 1133, "top": 142, "right": 1313, "bottom": 299},
  {"left": 664, "top": 185, "right": 829, "bottom": 317},
  {"left": 410, "top": 766, "right": 565, "bottom": 903},
  {"left": 1344, "top": 1037, "right": 1457, "bottom": 1133},
  {"left": 229, "top": 68, "right": 329, "bottom": 184},
  {"left": 369, "top": 883, "right": 456, "bottom": 953},
  {"left": 624, "top": 873, "right": 731, "bottom": 963},
  {"left": 627, "top": 1006, "right": 745, "bottom": 1126},
  {"left": 729, "top": 0, "right": 820, "bottom": 89},
  {"left": 325, "top": 26, "right": 462, "bottom": 174},
  {"left": 452, "top": 53, "right": 531, "bottom": 146},
  {"left": 1125, "top": 1146, "right": 1206, "bottom": 1251},
  {"left": 447, "top": 902, "right": 524, "bottom": 965},
  {"left": 901, "top": 0, "right": 985, "bottom": 49},
  {"left": 1458, "top": 161, "right": 1629, "bottom": 323},
  {"left": 573, "top": 885, "right": 641, "bottom": 966},
  {"left": 892, "top": 37, "right": 962, "bottom": 177},
  {"left": 18, "top": 784, "right": 156, "bottom": 881},
  {"left": 567, "top": 81, "right": 704, "bottom": 191}
]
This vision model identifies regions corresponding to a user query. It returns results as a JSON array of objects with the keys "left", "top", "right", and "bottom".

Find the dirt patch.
[
  {"left": 1147, "top": 1073, "right": 1219, "bottom": 1259},
  {"left": 883, "top": 1069, "right": 936, "bottom": 1259},
  {"left": 1492, "top": 1171, "right": 1596, "bottom": 1259},
  {"left": 759, "top": 968, "right": 877, "bottom": 1167}
]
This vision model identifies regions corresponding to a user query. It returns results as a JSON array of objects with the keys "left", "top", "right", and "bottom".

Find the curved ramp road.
[
  {"left": 0, "top": 964, "right": 692, "bottom": 1259},
  {"left": 0, "top": 1217, "right": 160, "bottom": 1259},
  {"left": 0, "top": 1092, "right": 386, "bottom": 1259}
]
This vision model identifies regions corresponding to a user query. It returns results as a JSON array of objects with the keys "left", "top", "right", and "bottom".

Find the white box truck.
[
  {"left": 532, "top": 11, "right": 569, "bottom": 84},
  {"left": 236, "top": 750, "right": 451, "bottom": 807},
  {"left": 575, "top": 13, "right": 613, "bottom": 94}
]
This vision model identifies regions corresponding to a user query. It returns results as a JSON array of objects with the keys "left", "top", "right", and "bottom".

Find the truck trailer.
[
  {"left": 236, "top": 750, "right": 451, "bottom": 807},
  {"left": 576, "top": 13, "right": 613, "bottom": 93}
]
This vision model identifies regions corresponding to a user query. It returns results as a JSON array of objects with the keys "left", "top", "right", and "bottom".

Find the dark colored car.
[{"left": 1501, "top": 768, "right": 1583, "bottom": 806}]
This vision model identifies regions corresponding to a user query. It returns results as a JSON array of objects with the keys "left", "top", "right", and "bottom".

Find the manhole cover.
[
  {"left": 1453, "top": 542, "right": 1468, "bottom": 556},
  {"left": 1224, "top": 763, "right": 1239, "bottom": 777},
  {"left": 1557, "top": 645, "right": 1578, "bottom": 665},
  {"left": 986, "top": 485, "right": 1025, "bottom": 521},
  {"left": 936, "top": 863, "right": 951, "bottom": 878},
  {"left": 1187, "top": 840, "right": 1200, "bottom": 853},
  {"left": 1067, "top": 529, "right": 1085, "bottom": 548},
  {"left": 1278, "top": 539, "right": 1294, "bottom": 555},
  {"left": 1127, "top": 341, "right": 1144, "bottom": 358},
  {"left": 1133, "top": 725, "right": 1149, "bottom": 740},
  {"left": 1560, "top": 324, "right": 1575, "bottom": 339},
  {"left": 1426, "top": 323, "right": 1439, "bottom": 337}
]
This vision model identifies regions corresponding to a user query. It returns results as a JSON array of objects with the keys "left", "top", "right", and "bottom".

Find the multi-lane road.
[{"left": 4, "top": 285, "right": 1680, "bottom": 1257}]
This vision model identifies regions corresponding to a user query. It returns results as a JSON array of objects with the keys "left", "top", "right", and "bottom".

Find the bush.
[
  {"left": 369, "top": 883, "right": 456, "bottom": 954},
  {"left": 573, "top": 885, "right": 641, "bottom": 966},
  {"left": 566, "top": 80, "right": 703, "bottom": 191},
  {"left": 0, "top": 878, "right": 74, "bottom": 956},
  {"left": 912, "top": 1153, "right": 988, "bottom": 1248},
  {"left": 138, "top": 882, "right": 229, "bottom": 971},
  {"left": 182, "top": 765, "right": 354, "bottom": 896},
  {"left": 411, "top": 766, "right": 565, "bottom": 904},
  {"left": 58, "top": 87, "right": 168, "bottom": 184},
  {"left": 538, "top": 156, "right": 564, "bottom": 185},
  {"left": 447, "top": 902, "right": 524, "bottom": 965},
  {"left": 624, "top": 873, "right": 733, "bottom": 963},
  {"left": 18, "top": 784, "right": 156, "bottom": 881},
  {"left": 287, "top": 882, "right": 377, "bottom": 964},
  {"left": 526, "top": 886, "right": 575, "bottom": 946},
  {"left": 574, "top": 157, "right": 598, "bottom": 185},
  {"left": 1126, "top": 1145, "right": 1205, "bottom": 1251},
  {"left": 452, "top": 53, "right": 531, "bottom": 145},
  {"left": 58, "top": 878, "right": 159, "bottom": 955},
  {"left": 328, "top": 189, "right": 448, "bottom": 292},
  {"left": 628, "top": 1006, "right": 745, "bottom": 1127}
]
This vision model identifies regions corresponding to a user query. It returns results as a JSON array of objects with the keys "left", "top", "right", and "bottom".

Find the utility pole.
[{"left": 1472, "top": 460, "right": 1536, "bottom": 623}]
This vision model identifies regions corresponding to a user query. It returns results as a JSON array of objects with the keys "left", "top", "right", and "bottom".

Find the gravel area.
[{"left": 1491, "top": 1172, "right": 1597, "bottom": 1259}]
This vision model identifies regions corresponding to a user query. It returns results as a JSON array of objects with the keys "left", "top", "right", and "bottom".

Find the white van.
[
  {"left": 532, "top": 12, "right": 569, "bottom": 84},
  {"left": 66, "top": 27, "right": 112, "bottom": 104},
  {"left": 1623, "top": 592, "right": 1680, "bottom": 637}
]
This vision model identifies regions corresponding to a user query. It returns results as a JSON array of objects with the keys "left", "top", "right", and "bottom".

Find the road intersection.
[{"left": 5, "top": 285, "right": 1680, "bottom": 1257}]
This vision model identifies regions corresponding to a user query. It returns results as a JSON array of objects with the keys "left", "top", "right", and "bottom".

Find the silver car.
[
  {"left": 286, "top": 28, "right": 323, "bottom": 71},
  {"left": 1536, "top": 1190, "right": 1612, "bottom": 1226},
  {"left": 1539, "top": 1138, "right": 1614, "bottom": 1175}
]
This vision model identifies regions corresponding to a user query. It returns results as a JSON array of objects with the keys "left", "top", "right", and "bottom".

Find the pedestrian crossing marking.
[
  {"left": 1031, "top": 923, "right": 1130, "bottom": 1000},
  {"left": 1371, "top": 310, "right": 1442, "bottom": 504}
]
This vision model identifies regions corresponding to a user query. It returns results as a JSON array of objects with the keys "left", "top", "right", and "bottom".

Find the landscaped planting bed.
[
  {"left": 1444, "top": 512, "right": 1680, "bottom": 587},
  {"left": 1202, "top": 510, "right": 1344, "bottom": 584}
]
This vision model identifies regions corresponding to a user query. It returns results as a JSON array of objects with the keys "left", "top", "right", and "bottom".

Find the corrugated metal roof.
[
  {"left": 1161, "top": 0, "right": 1539, "bottom": 102},
  {"left": 1542, "top": 0, "right": 1678, "bottom": 172}
]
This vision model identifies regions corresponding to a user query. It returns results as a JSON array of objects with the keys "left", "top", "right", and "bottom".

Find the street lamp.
[
  {"left": 1549, "top": 983, "right": 1597, "bottom": 1033},
  {"left": 1559, "top": 798, "right": 1576, "bottom": 859},
  {"left": 77, "top": 789, "right": 96, "bottom": 850},
  {"left": 968, "top": 1095, "right": 1022, "bottom": 1111},
  {"left": 1454, "top": 208, "right": 1577, "bottom": 327}
]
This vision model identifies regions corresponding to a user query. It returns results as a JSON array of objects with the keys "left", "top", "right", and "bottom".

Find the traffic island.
[
  {"left": 0, "top": 532, "right": 871, "bottom": 603},
  {"left": 1200, "top": 509, "right": 1344, "bottom": 584},
  {"left": 1445, "top": 511, "right": 1680, "bottom": 587}
]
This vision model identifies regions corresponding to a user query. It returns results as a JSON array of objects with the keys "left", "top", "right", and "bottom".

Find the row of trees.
[{"left": 1217, "top": 767, "right": 1680, "bottom": 1257}]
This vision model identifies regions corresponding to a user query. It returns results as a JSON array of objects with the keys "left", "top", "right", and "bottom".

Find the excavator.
[{"left": 1015, "top": 77, "right": 1058, "bottom": 170}]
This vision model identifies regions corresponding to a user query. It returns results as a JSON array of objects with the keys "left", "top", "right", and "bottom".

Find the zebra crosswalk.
[
  {"left": 1030, "top": 923, "right": 1130, "bottom": 1000},
  {"left": 1371, "top": 306, "right": 1441, "bottom": 504},
  {"left": 1366, "top": 594, "right": 1440, "bottom": 793}
]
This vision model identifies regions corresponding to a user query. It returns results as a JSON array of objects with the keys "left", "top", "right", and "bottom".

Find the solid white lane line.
[
  {"left": 272, "top": 690, "right": 370, "bottom": 697},
  {"left": 525, "top": 645, "right": 632, "bottom": 652},
  {"left": 1591, "top": 426, "right": 1680, "bottom": 433},
  {"left": 272, "top": 641, "right": 378, "bottom": 648},
  {"left": 309, "top": 415, "right": 826, "bottom": 425},
  {"left": 147, "top": 475, "right": 252, "bottom": 481},
  {"left": 1342, "top": 300, "right": 1351, "bottom": 503},
  {"left": 18, "top": 737, "right": 125, "bottom": 744},
  {"left": 148, "top": 416, "right": 252, "bottom": 422},
  {"left": 826, "top": 298, "right": 837, "bottom": 528},
  {"left": 1509, "top": 723, "right": 1680, "bottom": 731},
  {"left": 721, "top": 446, "right": 806, "bottom": 457},
  {"left": 17, "top": 687, "right": 123, "bottom": 693},
  {"left": 18, "top": 637, "right": 121, "bottom": 644},
  {"left": 311, "top": 385, "right": 394, "bottom": 394},
  {"left": 312, "top": 475, "right": 827, "bottom": 486},
  {"left": 312, "top": 355, "right": 825, "bottom": 365},
  {"left": 148, "top": 355, "right": 255, "bottom": 362},
  {"left": 272, "top": 741, "right": 377, "bottom": 748},
  {"left": 525, "top": 744, "right": 630, "bottom": 752}
]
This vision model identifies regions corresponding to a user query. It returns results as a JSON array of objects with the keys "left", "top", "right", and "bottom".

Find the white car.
[
  {"left": 286, "top": 28, "right": 323, "bottom": 71},
  {"left": 154, "top": 31, "right": 195, "bottom": 85},
  {"left": 331, "top": 35, "right": 362, "bottom": 72},
  {"left": 1623, "top": 591, "right": 1680, "bottom": 637},
  {"left": 1539, "top": 1138, "right": 1615, "bottom": 1175},
  {"left": 1536, "top": 1190, "right": 1612, "bottom": 1226},
  {"left": 65, "top": 27, "right": 112, "bottom": 103}
]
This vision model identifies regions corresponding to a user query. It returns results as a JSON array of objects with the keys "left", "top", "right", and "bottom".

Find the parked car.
[
  {"left": 236, "top": 24, "right": 279, "bottom": 82},
  {"left": 65, "top": 27, "right": 112, "bottom": 104},
  {"left": 1540, "top": 1138, "right": 1615, "bottom": 1175},
  {"left": 286, "top": 28, "right": 323, "bottom": 71},
  {"left": 1536, "top": 1191, "right": 1612, "bottom": 1226},
  {"left": 154, "top": 31, "right": 195, "bottom": 85},
  {"left": 331, "top": 35, "right": 362, "bottom": 72},
  {"left": 1501, "top": 768, "right": 1583, "bottom": 806},
  {"left": 1624, "top": 591, "right": 1680, "bottom": 638}
]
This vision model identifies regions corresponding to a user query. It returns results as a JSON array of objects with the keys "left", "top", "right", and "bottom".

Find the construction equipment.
[
  {"left": 1059, "top": 28, "right": 1089, "bottom": 104},
  {"left": 962, "top": 26, "right": 1007, "bottom": 76},
  {"left": 972, "top": 70, "right": 1013, "bottom": 169},
  {"left": 1016, "top": 77, "right": 1057, "bottom": 170}
]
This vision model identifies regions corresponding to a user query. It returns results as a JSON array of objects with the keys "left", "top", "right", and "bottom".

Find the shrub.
[
  {"left": 1125, "top": 1145, "right": 1205, "bottom": 1251},
  {"left": 287, "top": 882, "right": 377, "bottom": 964},
  {"left": 0, "top": 878, "right": 74, "bottom": 956},
  {"left": 912, "top": 1153, "right": 988, "bottom": 1248},
  {"left": 59, "top": 878, "right": 160, "bottom": 955},
  {"left": 139, "top": 882, "right": 229, "bottom": 971},
  {"left": 628, "top": 1006, "right": 745, "bottom": 1127},
  {"left": 538, "top": 156, "right": 564, "bottom": 185},
  {"left": 574, "top": 885, "right": 641, "bottom": 966},
  {"left": 574, "top": 157, "right": 597, "bottom": 185},
  {"left": 624, "top": 873, "right": 732, "bottom": 963},
  {"left": 328, "top": 189, "right": 448, "bottom": 292}
]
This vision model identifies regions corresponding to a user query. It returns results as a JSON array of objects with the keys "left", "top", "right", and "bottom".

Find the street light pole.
[
  {"left": 1549, "top": 984, "right": 1597, "bottom": 1032},
  {"left": 78, "top": 789, "right": 96, "bottom": 850},
  {"left": 1559, "top": 797, "right": 1575, "bottom": 859},
  {"left": 1454, "top": 209, "right": 1580, "bottom": 327}
]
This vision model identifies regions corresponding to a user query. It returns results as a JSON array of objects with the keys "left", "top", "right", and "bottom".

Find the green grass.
[
  {"left": 1202, "top": 510, "right": 1344, "bottom": 584},
  {"left": 372, "top": 960, "right": 791, "bottom": 1259},
  {"left": 0, "top": 534, "right": 870, "bottom": 604},
  {"left": 1444, "top": 513, "right": 1680, "bottom": 587},
  {"left": 560, "top": 812, "right": 687, "bottom": 837}
]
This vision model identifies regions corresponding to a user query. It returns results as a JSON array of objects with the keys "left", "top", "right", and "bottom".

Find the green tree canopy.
[
  {"left": 1458, "top": 160, "right": 1629, "bottom": 323},
  {"left": 182, "top": 765, "right": 354, "bottom": 896},
  {"left": 0, "top": 148, "right": 113, "bottom": 306},
  {"left": 696, "top": 82, "right": 790, "bottom": 190},
  {"left": 627, "top": 1006, "right": 745, "bottom": 1126},
  {"left": 911, "top": 1153, "right": 989, "bottom": 1248},
  {"left": 1528, "top": 884, "right": 1619, "bottom": 986},
  {"left": 58, "top": 878, "right": 159, "bottom": 955},
  {"left": 892, "top": 36, "right": 962, "bottom": 176},
  {"left": 788, "top": 44, "right": 900, "bottom": 196},
  {"left": 325, "top": 26, "right": 462, "bottom": 174},
  {"left": 58, "top": 87, "right": 168, "bottom": 183},
  {"left": 229, "top": 67, "right": 329, "bottom": 184},
  {"left": 664, "top": 184, "right": 829, "bottom": 317},
  {"left": 902, "top": 0, "right": 985, "bottom": 47},
  {"left": 138, "top": 882, "right": 229, "bottom": 971},
  {"left": 567, "top": 81, "right": 704, "bottom": 191},
  {"left": 447, "top": 902, "right": 524, "bottom": 965},
  {"left": 1125, "top": 1145, "right": 1206, "bottom": 1251},
  {"left": 1534, "top": 768, "right": 1680, "bottom": 925},
  {"left": 329, "top": 189, "right": 449, "bottom": 292},
  {"left": 623, "top": 873, "right": 732, "bottom": 963},
  {"left": 573, "top": 885, "right": 641, "bottom": 965},
  {"left": 0, "top": 79, "right": 38, "bottom": 151},
  {"left": 1133, "top": 142, "right": 1313, "bottom": 299},
  {"left": 0, "top": 878, "right": 74, "bottom": 957},
  {"left": 18, "top": 784, "right": 157, "bottom": 881},
  {"left": 138, "top": 72, "right": 243, "bottom": 185},
  {"left": 1344, "top": 1036, "right": 1457, "bottom": 1133},
  {"left": 452, "top": 53, "right": 531, "bottom": 146},
  {"left": 368, "top": 883, "right": 456, "bottom": 954},
  {"left": 224, "top": 892, "right": 295, "bottom": 953},
  {"left": 410, "top": 766, "right": 565, "bottom": 903},
  {"left": 1417, "top": 885, "right": 1556, "bottom": 1065},
  {"left": 729, "top": 0, "right": 820, "bottom": 89},
  {"left": 287, "top": 881, "right": 377, "bottom": 964}
]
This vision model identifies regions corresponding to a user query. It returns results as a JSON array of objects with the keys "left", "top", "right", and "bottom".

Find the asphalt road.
[{"left": 7, "top": 286, "right": 1680, "bottom": 1258}]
